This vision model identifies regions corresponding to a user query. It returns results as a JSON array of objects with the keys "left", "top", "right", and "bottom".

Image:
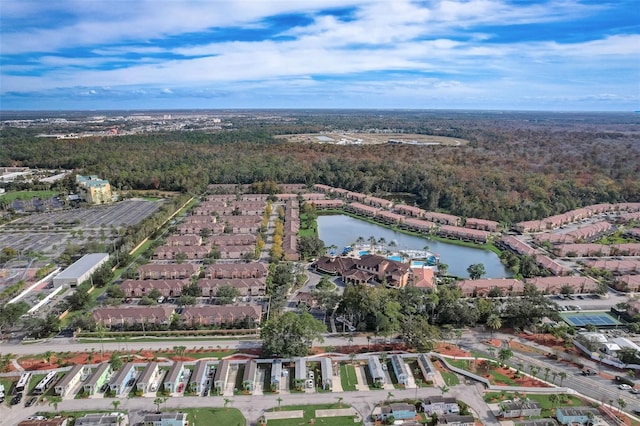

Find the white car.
[
  {"left": 619, "top": 384, "right": 632, "bottom": 391},
  {"left": 150, "top": 383, "right": 158, "bottom": 392}
]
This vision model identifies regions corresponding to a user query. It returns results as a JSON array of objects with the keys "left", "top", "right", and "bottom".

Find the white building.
[{"left": 53, "top": 253, "right": 109, "bottom": 288}]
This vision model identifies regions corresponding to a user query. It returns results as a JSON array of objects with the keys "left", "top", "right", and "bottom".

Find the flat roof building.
[{"left": 53, "top": 253, "right": 109, "bottom": 288}]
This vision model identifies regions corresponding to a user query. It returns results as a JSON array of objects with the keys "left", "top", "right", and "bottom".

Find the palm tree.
[
  {"left": 388, "top": 240, "right": 397, "bottom": 250},
  {"left": 386, "top": 391, "right": 394, "bottom": 401},
  {"left": 558, "top": 371, "right": 567, "bottom": 386},
  {"left": 153, "top": 396, "right": 167, "bottom": 412},
  {"left": 112, "top": 400, "right": 121, "bottom": 411},
  {"left": 224, "top": 398, "right": 232, "bottom": 411},
  {"left": 368, "top": 236, "right": 377, "bottom": 253},
  {"left": 276, "top": 396, "right": 283, "bottom": 411},
  {"left": 544, "top": 367, "right": 551, "bottom": 382},
  {"left": 486, "top": 314, "right": 502, "bottom": 338},
  {"left": 43, "top": 351, "right": 53, "bottom": 366},
  {"left": 551, "top": 371, "right": 558, "bottom": 384},
  {"left": 618, "top": 397, "right": 626, "bottom": 413},
  {"left": 356, "top": 236, "right": 365, "bottom": 247},
  {"left": 378, "top": 237, "right": 387, "bottom": 253},
  {"left": 548, "top": 394, "right": 560, "bottom": 410},
  {"left": 336, "top": 396, "right": 344, "bottom": 408}
]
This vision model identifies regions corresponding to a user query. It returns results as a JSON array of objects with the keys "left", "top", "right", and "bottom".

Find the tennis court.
[{"left": 560, "top": 312, "right": 621, "bottom": 327}]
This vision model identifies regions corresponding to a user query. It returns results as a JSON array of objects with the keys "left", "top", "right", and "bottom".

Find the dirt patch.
[
  {"left": 486, "top": 339, "right": 503, "bottom": 348},
  {"left": 509, "top": 340, "right": 546, "bottom": 355},
  {"left": 475, "top": 361, "right": 549, "bottom": 388},
  {"left": 518, "top": 332, "right": 565, "bottom": 347},
  {"left": 435, "top": 343, "right": 471, "bottom": 357}
]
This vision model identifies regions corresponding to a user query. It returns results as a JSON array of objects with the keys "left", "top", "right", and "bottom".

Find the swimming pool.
[
  {"left": 387, "top": 255, "right": 403, "bottom": 262},
  {"left": 359, "top": 250, "right": 370, "bottom": 256}
]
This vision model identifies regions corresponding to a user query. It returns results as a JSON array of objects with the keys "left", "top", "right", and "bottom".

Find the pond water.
[{"left": 317, "top": 214, "right": 511, "bottom": 279}]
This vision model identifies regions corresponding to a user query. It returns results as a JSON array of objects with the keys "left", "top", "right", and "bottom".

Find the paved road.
[{"left": 459, "top": 329, "right": 640, "bottom": 415}]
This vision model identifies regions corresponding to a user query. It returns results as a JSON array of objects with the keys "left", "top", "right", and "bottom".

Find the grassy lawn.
[
  {"left": 340, "top": 364, "right": 357, "bottom": 391},
  {"left": 180, "top": 407, "right": 245, "bottom": 426},
  {"left": 265, "top": 403, "right": 362, "bottom": 426},
  {"left": 0, "top": 377, "right": 16, "bottom": 406},
  {"left": 28, "top": 373, "right": 46, "bottom": 395},
  {"left": 1, "top": 190, "right": 59, "bottom": 203},
  {"left": 447, "top": 359, "right": 470, "bottom": 369},
  {"left": 440, "top": 371, "right": 459, "bottom": 386},
  {"left": 484, "top": 392, "right": 584, "bottom": 418}
]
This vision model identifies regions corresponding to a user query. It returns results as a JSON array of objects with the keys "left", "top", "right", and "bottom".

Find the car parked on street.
[{"left": 619, "top": 384, "right": 632, "bottom": 391}]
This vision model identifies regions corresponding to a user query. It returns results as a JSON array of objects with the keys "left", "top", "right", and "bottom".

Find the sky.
[{"left": 1, "top": 0, "right": 639, "bottom": 111}]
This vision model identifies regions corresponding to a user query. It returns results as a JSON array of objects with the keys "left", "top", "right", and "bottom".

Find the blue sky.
[{"left": 1, "top": 0, "right": 638, "bottom": 111}]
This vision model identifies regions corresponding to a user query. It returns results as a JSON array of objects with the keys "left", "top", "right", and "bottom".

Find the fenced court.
[{"left": 560, "top": 312, "right": 621, "bottom": 327}]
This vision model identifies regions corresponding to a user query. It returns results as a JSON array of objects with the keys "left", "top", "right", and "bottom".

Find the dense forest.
[{"left": 1, "top": 111, "right": 639, "bottom": 224}]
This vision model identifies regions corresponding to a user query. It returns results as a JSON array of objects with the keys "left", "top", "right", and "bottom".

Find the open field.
[{"left": 276, "top": 132, "right": 468, "bottom": 146}]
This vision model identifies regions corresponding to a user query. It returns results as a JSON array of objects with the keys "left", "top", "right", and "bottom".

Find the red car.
[{"left": 177, "top": 383, "right": 184, "bottom": 393}]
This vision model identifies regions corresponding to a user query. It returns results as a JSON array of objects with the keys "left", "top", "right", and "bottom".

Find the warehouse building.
[{"left": 53, "top": 253, "right": 110, "bottom": 288}]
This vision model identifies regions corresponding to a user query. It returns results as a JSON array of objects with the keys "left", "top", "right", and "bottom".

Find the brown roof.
[
  {"left": 91, "top": 305, "right": 174, "bottom": 324},
  {"left": 181, "top": 305, "right": 262, "bottom": 324}
]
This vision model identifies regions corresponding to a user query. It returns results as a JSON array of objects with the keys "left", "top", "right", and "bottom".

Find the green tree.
[
  {"left": 498, "top": 348, "right": 513, "bottom": 366},
  {"left": 558, "top": 371, "right": 567, "bottom": 385},
  {"left": 110, "top": 352, "right": 123, "bottom": 371},
  {"left": 486, "top": 314, "right": 502, "bottom": 338},
  {"left": 400, "top": 315, "right": 440, "bottom": 352},
  {"left": 261, "top": 311, "right": 326, "bottom": 358},
  {"left": 467, "top": 263, "right": 486, "bottom": 280},
  {"left": 216, "top": 284, "right": 241, "bottom": 305}
]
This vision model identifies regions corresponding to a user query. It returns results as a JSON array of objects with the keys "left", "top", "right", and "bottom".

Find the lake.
[{"left": 317, "top": 214, "right": 511, "bottom": 279}]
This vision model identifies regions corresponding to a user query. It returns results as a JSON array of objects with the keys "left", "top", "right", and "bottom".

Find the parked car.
[
  {"left": 581, "top": 368, "right": 597, "bottom": 376},
  {"left": 619, "top": 384, "right": 632, "bottom": 391},
  {"left": 177, "top": 383, "right": 184, "bottom": 393},
  {"left": 100, "top": 383, "right": 109, "bottom": 393},
  {"left": 150, "top": 383, "right": 158, "bottom": 392},
  {"left": 631, "top": 388, "right": 640, "bottom": 395},
  {"left": 127, "top": 378, "right": 136, "bottom": 387},
  {"left": 11, "top": 393, "right": 22, "bottom": 405},
  {"left": 25, "top": 397, "right": 37, "bottom": 407}
]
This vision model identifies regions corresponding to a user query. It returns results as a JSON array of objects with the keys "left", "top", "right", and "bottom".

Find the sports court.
[{"left": 560, "top": 312, "right": 622, "bottom": 328}]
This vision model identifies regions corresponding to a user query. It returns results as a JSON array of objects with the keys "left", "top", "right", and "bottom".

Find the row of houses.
[
  {"left": 136, "top": 262, "right": 268, "bottom": 280},
  {"left": 312, "top": 184, "right": 500, "bottom": 231},
  {"left": 533, "top": 221, "right": 613, "bottom": 245},
  {"left": 282, "top": 199, "right": 300, "bottom": 261},
  {"left": 582, "top": 259, "right": 640, "bottom": 276},
  {"left": 497, "top": 237, "right": 573, "bottom": 276},
  {"left": 90, "top": 304, "right": 262, "bottom": 328},
  {"left": 121, "top": 278, "right": 267, "bottom": 298},
  {"left": 515, "top": 203, "right": 640, "bottom": 233},
  {"left": 550, "top": 243, "right": 640, "bottom": 257},
  {"left": 457, "top": 276, "right": 600, "bottom": 298}
]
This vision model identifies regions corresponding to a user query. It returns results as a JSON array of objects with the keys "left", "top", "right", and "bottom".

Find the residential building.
[
  {"left": 242, "top": 359, "right": 257, "bottom": 392},
  {"left": 500, "top": 400, "right": 542, "bottom": 418},
  {"left": 294, "top": 358, "right": 307, "bottom": 389},
  {"left": 83, "top": 363, "right": 111, "bottom": 395},
  {"left": 465, "top": 218, "right": 500, "bottom": 232},
  {"left": 121, "top": 279, "right": 189, "bottom": 298},
  {"left": 137, "top": 264, "right": 199, "bottom": 280},
  {"left": 136, "top": 362, "right": 160, "bottom": 393},
  {"left": 205, "top": 262, "right": 268, "bottom": 279},
  {"left": 189, "top": 360, "right": 210, "bottom": 394},
  {"left": 373, "top": 403, "right": 417, "bottom": 421},
  {"left": 613, "top": 275, "right": 640, "bottom": 292},
  {"left": 555, "top": 407, "right": 600, "bottom": 425},
  {"left": 54, "top": 364, "right": 85, "bottom": 397},
  {"left": 180, "top": 305, "right": 262, "bottom": 327},
  {"left": 141, "top": 412, "right": 188, "bottom": 426},
  {"left": 320, "top": 357, "right": 333, "bottom": 390},
  {"left": 214, "top": 360, "right": 230, "bottom": 394},
  {"left": 91, "top": 306, "right": 174, "bottom": 328},
  {"left": 316, "top": 254, "right": 410, "bottom": 288},
  {"left": 75, "top": 413, "right": 128, "bottom": 426},
  {"left": 108, "top": 362, "right": 135, "bottom": 396},
  {"left": 457, "top": 278, "right": 524, "bottom": 298},
  {"left": 391, "top": 355, "right": 410, "bottom": 386},
  {"left": 76, "top": 175, "right": 112, "bottom": 204},
  {"left": 197, "top": 277, "right": 266, "bottom": 297},
  {"left": 164, "top": 362, "right": 184, "bottom": 393},
  {"left": 368, "top": 356, "right": 385, "bottom": 386},
  {"left": 423, "top": 396, "right": 460, "bottom": 415},
  {"left": 525, "top": 276, "right": 599, "bottom": 294},
  {"left": 437, "top": 414, "right": 475, "bottom": 426},
  {"left": 417, "top": 354, "right": 436, "bottom": 383}
]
